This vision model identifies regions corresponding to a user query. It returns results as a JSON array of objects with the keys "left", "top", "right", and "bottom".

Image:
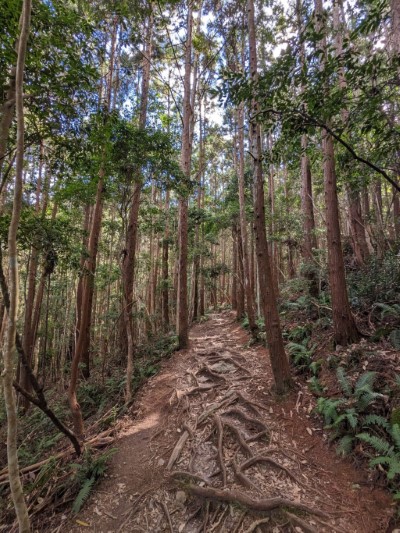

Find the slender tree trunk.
[
  {"left": 237, "top": 104, "right": 257, "bottom": 333},
  {"left": 231, "top": 226, "right": 238, "bottom": 311},
  {"left": 3, "top": 1, "right": 32, "bottom": 530},
  {"left": 315, "top": 0, "right": 359, "bottom": 346},
  {"left": 248, "top": 0, "right": 291, "bottom": 393},
  {"left": 123, "top": 11, "right": 153, "bottom": 402},
  {"left": 296, "top": 0, "right": 318, "bottom": 294},
  {"left": 162, "top": 189, "right": 170, "bottom": 329},
  {"left": 236, "top": 224, "right": 245, "bottom": 320},
  {"left": 347, "top": 187, "right": 369, "bottom": 265},
  {"left": 69, "top": 19, "right": 117, "bottom": 435},
  {"left": 177, "top": 2, "right": 193, "bottom": 349}
]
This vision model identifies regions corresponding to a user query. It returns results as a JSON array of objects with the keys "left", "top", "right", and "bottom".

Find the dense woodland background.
[{"left": 2, "top": 0, "right": 400, "bottom": 530}]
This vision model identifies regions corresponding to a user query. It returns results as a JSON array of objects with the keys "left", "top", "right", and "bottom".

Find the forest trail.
[{"left": 62, "top": 312, "right": 393, "bottom": 533}]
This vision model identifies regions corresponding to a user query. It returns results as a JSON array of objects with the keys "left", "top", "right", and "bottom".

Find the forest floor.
[{"left": 52, "top": 311, "right": 394, "bottom": 532}]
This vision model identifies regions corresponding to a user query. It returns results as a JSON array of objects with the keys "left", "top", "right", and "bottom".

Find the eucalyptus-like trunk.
[{"left": 248, "top": 0, "right": 291, "bottom": 393}]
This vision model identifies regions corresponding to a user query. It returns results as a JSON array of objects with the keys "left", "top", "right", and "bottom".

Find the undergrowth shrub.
[{"left": 348, "top": 253, "right": 400, "bottom": 310}]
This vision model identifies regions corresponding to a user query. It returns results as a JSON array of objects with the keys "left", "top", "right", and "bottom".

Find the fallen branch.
[
  {"left": 167, "top": 430, "right": 190, "bottom": 470},
  {"left": 0, "top": 428, "right": 115, "bottom": 482},
  {"left": 159, "top": 501, "right": 174, "bottom": 533},
  {"left": 0, "top": 247, "right": 81, "bottom": 456}
]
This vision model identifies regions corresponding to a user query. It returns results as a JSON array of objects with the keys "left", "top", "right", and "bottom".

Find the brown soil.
[{"left": 52, "top": 312, "right": 394, "bottom": 532}]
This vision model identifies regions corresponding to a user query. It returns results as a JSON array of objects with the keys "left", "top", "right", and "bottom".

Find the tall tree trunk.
[
  {"left": 231, "top": 226, "right": 238, "bottom": 311},
  {"left": 123, "top": 10, "right": 153, "bottom": 402},
  {"left": 315, "top": 0, "right": 359, "bottom": 345},
  {"left": 296, "top": 0, "right": 318, "bottom": 294},
  {"left": 3, "top": 1, "right": 32, "bottom": 530},
  {"left": 236, "top": 224, "right": 245, "bottom": 320},
  {"left": 162, "top": 189, "right": 170, "bottom": 329},
  {"left": 347, "top": 187, "right": 369, "bottom": 265},
  {"left": 69, "top": 18, "right": 117, "bottom": 436},
  {"left": 177, "top": 2, "right": 193, "bottom": 349},
  {"left": 248, "top": 0, "right": 291, "bottom": 393},
  {"left": 237, "top": 104, "right": 257, "bottom": 333}
]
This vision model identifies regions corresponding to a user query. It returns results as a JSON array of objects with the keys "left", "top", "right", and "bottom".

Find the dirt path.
[{"left": 61, "top": 312, "right": 393, "bottom": 532}]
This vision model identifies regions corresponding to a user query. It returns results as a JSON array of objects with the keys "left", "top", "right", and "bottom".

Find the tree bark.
[
  {"left": 123, "top": 10, "right": 153, "bottom": 402},
  {"left": 3, "top": 1, "right": 32, "bottom": 530},
  {"left": 315, "top": 0, "right": 359, "bottom": 346},
  {"left": 177, "top": 2, "right": 193, "bottom": 349},
  {"left": 237, "top": 104, "right": 257, "bottom": 334},
  {"left": 69, "top": 18, "right": 117, "bottom": 436},
  {"left": 248, "top": 0, "right": 291, "bottom": 393}
]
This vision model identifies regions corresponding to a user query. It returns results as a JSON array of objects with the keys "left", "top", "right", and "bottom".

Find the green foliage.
[
  {"left": 358, "top": 424, "right": 400, "bottom": 482},
  {"left": 71, "top": 448, "right": 117, "bottom": 514},
  {"left": 287, "top": 341, "right": 317, "bottom": 374},
  {"left": 316, "top": 368, "right": 384, "bottom": 455},
  {"left": 287, "top": 324, "right": 311, "bottom": 342},
  {"left": 347, "top": 254, "right": 400, "bottom": 314}
]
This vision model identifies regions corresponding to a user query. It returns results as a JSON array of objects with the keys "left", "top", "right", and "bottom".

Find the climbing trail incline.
[{"left": 66, "top": 312, "right": 392, "bottom": 532}]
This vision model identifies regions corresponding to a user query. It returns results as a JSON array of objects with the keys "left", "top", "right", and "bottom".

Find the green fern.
[
  {"left": 336, "top": 435, "right": 354, "bottom": 456},
  {"left": 357, "top": 432, "right": 393, "bottom": 456},
  {"left": 391, "top": 423, "right": 400, "bottom": 449},
  {"left": 336, "top": 367, "right": 352, "bottom": 396},
  {"left": 363, "top": 414, "right": 391, "bottom": 431},
  {"left": 375, "top": 303, "right": 400, "bottom": 320},
  {"left": 355, "top": 371, "right": 377, "bottom": 391},
  {"left": 72, "top": 477, "right": 96, "bottom": 514}
]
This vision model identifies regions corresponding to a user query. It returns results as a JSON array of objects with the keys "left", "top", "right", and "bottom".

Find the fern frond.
[
  {"left": 390, "top": 424, "right": 400, "bottom": 450},
  {"left": 337, "top": 367, "right": 352, "bottom": 396},
  {"left": 369, "top": 456, "right": 392, "bottom": 468},
  {"left": 355, "top": 372, "right": 377, "bottom": 392},
  {"left": 357, "top": 433, "right": 393, "bottom": 455},
  {"left": 336, "top": 435, "right": 354, "bottom": 456},
  {"left": 357, "top": 391, "right": 382, "bottom": 411},
  {"left": 346, "top": 409, "right": 358, "bottom": 430},
  {"left": 72, "top": 476, "right": 95, "bottom": 514},
  {"left": 362, "top": 415, "right": 390, "bottom": 431},
  {"left": 388, "top": 460, "right": 400, "bottom": 480},
  {"left": 288, "top": 342, "right": 308, "bottom": 355}
]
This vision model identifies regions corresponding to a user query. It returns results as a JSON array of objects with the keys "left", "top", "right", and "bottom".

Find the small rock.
[
  {"left": 176, "top": 490, "right": 187, "bottom": 504},
  {"left": 158, "top": 458, "right": 165, "bottom": 466}
]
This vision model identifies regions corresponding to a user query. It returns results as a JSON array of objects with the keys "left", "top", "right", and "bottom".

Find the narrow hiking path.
[{"left": 61, "top": 312, "right": 393, "bottom": 532}]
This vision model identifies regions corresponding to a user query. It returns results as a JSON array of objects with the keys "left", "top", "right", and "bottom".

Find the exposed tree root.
[
  {"left": 213, "top": 414, "right": 227, "bottom": 487},
  {"left": 285, "top": 511, "right": 318, "bottom": 533},
  {"left": 241, "top": 456, "right": 305, "bottom": 488},
  {"left": 232, "top": 460, "right": 259, "bottom": 492},
  {"left": 223, "top": 407, "right": 268, "bottom": 433},
  {"left": 178, "top": 483, "right": 328, "bottom": 518},
  {"left": 197, "top": 391, "right": 238, "bottom": 424},
  {"left": 243, "top": 517, "right": 271, "bottom": 532},
  {"left": 222, "top": 420, "right": 253, "bottom": 456},
  {"left": 170, "top": 470, "right": 211, "bottom": 486}
]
